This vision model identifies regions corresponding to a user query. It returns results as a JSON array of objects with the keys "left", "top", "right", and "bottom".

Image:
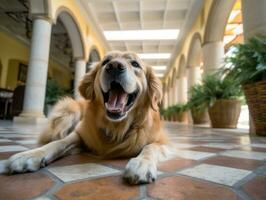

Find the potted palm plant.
[
  {"left": 160, "top": 104, "right": 188, "bottom": 122},
  {"left": 187, "top": 84, "right": 209, "bottom": 124},
  {"left": 173, "top": 104, "right": 189, "bottom": 123},
  {"left": 223, "top": 35, "right": 266, "bottom": 135},
  {"left": 45, "top": 79, "right": 67, "bottom": 116},
  {"left": 201, "top": 74, "right": 243, "bottom": 128}
]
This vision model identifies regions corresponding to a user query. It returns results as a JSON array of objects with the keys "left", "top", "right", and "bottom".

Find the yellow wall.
[
  {"left": 0, "top": 32, "right": 29, "bottom": 89},
  {"left": 0, "top": 31, "right": 72, "bottom": 90}
]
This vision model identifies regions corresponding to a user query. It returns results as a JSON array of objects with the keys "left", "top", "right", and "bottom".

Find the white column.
[
  {"left": 187, "top": 66, "right": 202, "bottom": 90},
  {"left": 14, "top": 18, "right": 52, "bottom": 124},
  {"left": 172, "top": 80, "right": 177, "bottom": 105},
  {"left": 178, "top": 76, "right": 188, "bottom": 104},
  {"left": 241, "top": 0, "right": 266, "bottom": 39},
  {"left": 202, "top": 41, "right": 224, "bottom": 74},
  {"left": 170, "top": 87, "right": 174, "bottom": 106},
  {"left": 175, "top": 79, "right": 179, "bottom": 104},
  {"left": 168, "top": 89, "right": 171, "bottom": 107},
  {"left": 164, "top": 92, "right": 168, "bottom": 108},
  {"left": 74, "top": 59, "right": 86, "bottom": 99}
]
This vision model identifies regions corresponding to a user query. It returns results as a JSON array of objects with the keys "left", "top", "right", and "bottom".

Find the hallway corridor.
[{"left": 0, "top": 121, "right": 265, "bottom": 200}]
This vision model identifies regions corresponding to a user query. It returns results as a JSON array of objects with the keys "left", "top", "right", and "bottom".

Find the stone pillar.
[
  {"left": 202, "top": 41, "right": 224, "bottom": 74},
  {"left": 14, "top": 17, "right": 52, "bottom": 124},
  {"left": 163, "top": 91, "right": 168, "bottom": 109},
  {"left": 178, "top": 76, "right": 188, "bottom": 104},
  {"left": 241, "top": 0, "right": 266, "bottom": 135},
  {"left": 187, "top": 66, "right": 202, "bottom": 90},
  {"left": 164, "top": 91, "right": 168, "bottom": 109},
  {"left": 170, "top": 87, "right": 174, "bottom": 106},
  {"left": 172, "top": 80, "right": 177, "bottom": 105},
  {"left": 174, "top": 79, "right": 179, "bottom": 104},
  {"left": 241, "top": 0, "right": 266, "bottom": 38},
  {"left": 74, "top": 58, "right": 86, "bottom": 99},
  {"left": 168, "top": 89, "right": 171, "bottom": 107}
]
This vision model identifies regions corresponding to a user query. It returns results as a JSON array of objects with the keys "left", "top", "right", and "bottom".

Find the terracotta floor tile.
[
  {"left": 187, "top": 146, "right": 226, "bottom": 153},
  {"left": 243, "top": 176, "right": 266, "bottom": 200},
  {"left": 158, "top": 158, "right": 196, "bottom": 172},
  {"left": 0, "top": 172, "right": 54, "bottom": 200},
  {"left": 203, "top": 156, "right": 264, "bottom": 170},
  {"left": 55, "top": 176, "right": 139, "bottom": 200},
  {"left": 148, "top": 176, "right": 240, "bottom": 200},
  {"left": 0, "top": 152, "right": 16, "bottom": 159}
]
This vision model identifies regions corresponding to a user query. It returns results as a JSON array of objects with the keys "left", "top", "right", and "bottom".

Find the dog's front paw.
[
  {"left": 123, "top": 158, "right": 157, "bottom": 184},
  {"left": 3, "top": 149, "right": 46, "bottom": 174}
]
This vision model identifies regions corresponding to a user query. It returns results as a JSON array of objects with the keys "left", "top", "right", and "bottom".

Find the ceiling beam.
[
  {"left": 112, "top": 1, "right": 129, "bottom": 51},
  {"left": 157, "top": 0, "right": 169, "bottom": 66},
  {"left": 139, "top": 0, "right": 144, "bottom": 54}
]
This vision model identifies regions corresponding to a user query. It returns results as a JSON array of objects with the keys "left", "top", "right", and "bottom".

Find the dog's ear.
[
  {"left": 146, "top": 66, "right": 162, "bottom": 111},
  {"left": 79, "top": 62, "right": 99, "bottom": 100}
]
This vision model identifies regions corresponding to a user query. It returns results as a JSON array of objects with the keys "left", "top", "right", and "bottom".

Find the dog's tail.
[{"left": 38, "top": 97, "right": 85, "bottom": 145}]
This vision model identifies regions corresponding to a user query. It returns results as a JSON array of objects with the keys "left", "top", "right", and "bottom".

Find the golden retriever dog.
[{"left": 1, "top": 51, "right": 174, "bottom": 184}]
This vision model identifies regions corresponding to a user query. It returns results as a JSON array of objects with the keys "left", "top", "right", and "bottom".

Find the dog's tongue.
[{"left": 107, "top": 90, "right": 128, "bottom": 112}]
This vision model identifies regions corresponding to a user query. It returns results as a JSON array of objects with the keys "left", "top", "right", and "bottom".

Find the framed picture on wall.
[{"left": 17, "top": 63, "right": 27, "bottom": 83}]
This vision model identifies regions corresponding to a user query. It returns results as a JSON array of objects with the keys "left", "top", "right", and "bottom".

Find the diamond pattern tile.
[{"left": 48, "top": 163, "right": 121, "bottom": 182}]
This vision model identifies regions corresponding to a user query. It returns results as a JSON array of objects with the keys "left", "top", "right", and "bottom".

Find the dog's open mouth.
[{"left": 102, "top": 82, "right": 138, "bottom": 120}]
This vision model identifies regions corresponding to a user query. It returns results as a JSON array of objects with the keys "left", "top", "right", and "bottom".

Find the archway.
[
  {"left": 177, "top": 55, "right": 187, "bottom": 104},
  {"left": 187, "top": 33, "right": 203, "bottom": 90},
  {"left": 50, "top": 10, "right": 87, "bottom": 99},
  {"left": 204, "top": 0, "right": 236, "bottom": 43},
  {"left": 171, "top": 68, "right": 177, "bottom": 106},
  {"left": 202, "top": 0, "right": 236, "bottom": 74}
]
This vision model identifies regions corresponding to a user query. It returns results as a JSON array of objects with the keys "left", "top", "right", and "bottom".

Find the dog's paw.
[
  {"left": 123, "top": 158, "right": 157, "bottom": 184},
  {"left": 3, "top": 149, "right": 46, "bottom": 174}
]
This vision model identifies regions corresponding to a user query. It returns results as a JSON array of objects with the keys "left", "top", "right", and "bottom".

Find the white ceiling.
[{"left": 79, "top": 0, "right": 199, "bottom": 76}]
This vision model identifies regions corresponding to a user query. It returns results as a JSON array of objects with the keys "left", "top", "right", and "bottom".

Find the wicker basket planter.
[
  {"left": 243, "top": 80, "right": 266, "bottom": 136},
  {"left": 177, "top": 111, "right": 188, "bottom": 123},
  {"left": 208, "top": 99, "right": 241, "bottom": 128},
  {"left": 191, "top": 109, "right": 209, "bottom": 125}
]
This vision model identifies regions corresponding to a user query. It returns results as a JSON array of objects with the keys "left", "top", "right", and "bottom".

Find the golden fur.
[
  {"left": 2, "top": 51, "right": 172, "bottom": 184},
  {"left": 39, "top": 51, "right": 168, "bottom": 158}
]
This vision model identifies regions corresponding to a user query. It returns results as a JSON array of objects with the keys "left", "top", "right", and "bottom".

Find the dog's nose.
[{"left": 106, "top": 61, "right": 126, "bottom": 75}]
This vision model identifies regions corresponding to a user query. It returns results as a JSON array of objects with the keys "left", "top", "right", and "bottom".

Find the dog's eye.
[
  {"left": 131, "top": 61, "right": 140, "bottom": 68},
  {"left": 102, "top": 58, "right": 110, "bottom": 66}
]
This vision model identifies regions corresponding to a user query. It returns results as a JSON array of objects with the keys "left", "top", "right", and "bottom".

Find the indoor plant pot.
[
  {"left": 177, "top": 111, "right": 188, "bottom": 123},
  {"left": 188, "top": 84, "right": 210, "bottom": 125},
  {"left": 45, "top": 79, "right": 66, "bottom": 116},
  {"left": 208, "top": 99, "right": 241, "bottom": 128},
  {"left": 191, "top": 108, "right": 209, "bottom": 124},
  {"left": 200, "top": 74, "right": 242, "bottom": 129},
  {"left": 243, "top": 81, "right": 266, "bottom": 135},
  {"left": 223, "top": 35, "right": 266, "bottom": 135}
]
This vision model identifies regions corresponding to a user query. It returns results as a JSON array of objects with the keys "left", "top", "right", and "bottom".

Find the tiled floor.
[{"left": 0, "top": 120, "right": 266, "bottom": 200}]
